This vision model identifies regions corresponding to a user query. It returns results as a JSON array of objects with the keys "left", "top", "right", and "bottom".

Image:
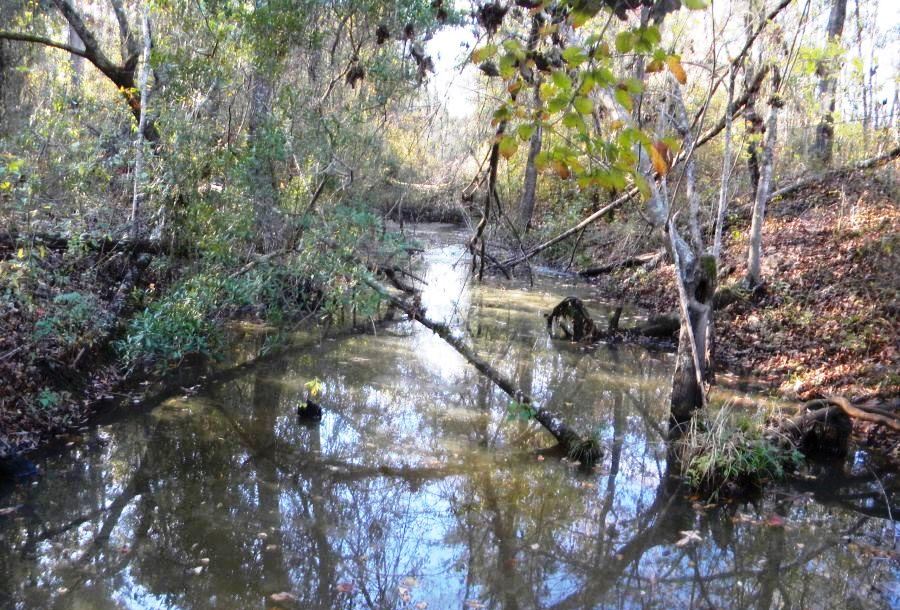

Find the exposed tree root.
[
  {"left": 545, "top": 296, "right": 679, "bottom": 343},
  {"left": 773, "top": 396, "right": 900, "bottom": 459}
]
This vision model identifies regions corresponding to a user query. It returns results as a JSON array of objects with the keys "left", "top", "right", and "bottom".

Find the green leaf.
[
  {"left": 684, "top": 0, "right": 709, "bottom": 9},
  {"left": 547, "top": 95, "right": 569, "bottom": 114},
  {"left": 503, "top": 38, "right": 526, "bottom": 60},
  {"left": 562, "top": 112, "right": 587, "bottom": 134},
  {"left": 499, "top": 54, "right": 518, "bottom": 79},
  {"left": 539, "top": 82, "right": 556, "bottom": 101},
  {"left": 471, "top": 44, "right": 498, "bottom": 63},
  {"left": 570, "top": 10, "right": 592, "bottom": 28},
  {"left": 562, "top": 46, "right": 588, "bottom": 67},
  {"left": 573, "top": 96, "right": 594, "bottom": 115},
  {"left": 578, "top": 74, "right": 596, "bottom": 95},
  {"left": 592, "top": 67, "right": 615, "bottom": 87},
  {"left": 615, "top": 31, "right": 634, "bottom": 54},
  {"left": 517, "top": 124, "right": 536, "bottom": 141},
  {"left": 551, "top": 70, "right": 572, "bottom": 91},
  {"left": 614, "top": 87, "right": 633, "bottom": 111},
  {"left": 498, "top": 135, "right": 518, "bottom": 159}
]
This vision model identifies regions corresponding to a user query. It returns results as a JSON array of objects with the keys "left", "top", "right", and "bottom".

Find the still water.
[{"left": 1, "top": 225, "right": 897, "bottom": 609}]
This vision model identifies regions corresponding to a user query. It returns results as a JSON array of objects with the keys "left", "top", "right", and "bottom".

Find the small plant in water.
[
  {"left": 304, "top": 377, "right": 325, "bottom": 398},
  {"left": 677, "top": 403, "right": 803, "bottom": 500},
  {"left": 506, "top": 400, "right": 535, "bottom": 422}
]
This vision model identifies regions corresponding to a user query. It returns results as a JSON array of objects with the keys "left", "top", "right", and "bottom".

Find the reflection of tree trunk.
[
  {"left": 483, "top": 476, "right": 523, "bottom": 610},
  {"left": 755, "top": 507, "right": 786, "bottom": 610},
  {"left": 550, "top": 465, "right": 689, "bottom": 610},
  {"left": 250, "top": 366, "right": 292, "bottom": 596}
]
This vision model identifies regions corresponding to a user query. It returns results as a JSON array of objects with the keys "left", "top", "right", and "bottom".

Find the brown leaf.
[{"left": 649, "top": 141, "right": 670, "bottom": 175}]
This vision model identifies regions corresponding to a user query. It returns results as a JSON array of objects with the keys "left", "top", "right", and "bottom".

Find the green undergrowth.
[
  {"left": 676, "top": 404, "right": 804, "bottom": 500},
  {"left": 118, "top": 205, "right": 415, "bottom": 372}
]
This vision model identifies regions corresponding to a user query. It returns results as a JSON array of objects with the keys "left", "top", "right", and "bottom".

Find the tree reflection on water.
[{"left": 1, "top": 236, "right": 896, "bottom": 609}]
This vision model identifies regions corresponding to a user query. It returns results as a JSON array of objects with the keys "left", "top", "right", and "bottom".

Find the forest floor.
[
  {"left": 586, "top": 172, "right": 898, "bottom": 448},
  {"left": 0, "top": 245, "right": 140, "bottom": 457}
]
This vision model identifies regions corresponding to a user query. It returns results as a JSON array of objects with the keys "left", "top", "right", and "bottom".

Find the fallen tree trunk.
[
  {"left": 768, "top": 145, "right": 900, "bottom": 202},
  {"left": 363, "top": 277, "right": 601, "bottom": 464},
  {"left": 578, "top": 252, "right": 662, "bottom": 278},
  {"left": 0, "top": 230, "right": 162, "bottom": 256}
]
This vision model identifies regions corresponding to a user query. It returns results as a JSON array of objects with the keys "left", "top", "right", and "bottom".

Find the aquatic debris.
[
  {"left": 297, "top": 399, "right": 323, "bottom": 422},
  {"left": 269, "top": 592, "right": 298, "bottom": 605},
  {"left": 674, "top": 530, "right": 702, "bottom": 547}
]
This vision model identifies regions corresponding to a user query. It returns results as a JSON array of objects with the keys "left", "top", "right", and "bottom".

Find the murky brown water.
[{"left": 1, "top": 224, "right": 897, "bottom": 609}]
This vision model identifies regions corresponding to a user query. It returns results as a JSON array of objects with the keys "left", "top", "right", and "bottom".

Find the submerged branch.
[{"left": 363, "top": 276, "right": 599, "bottom": 462}]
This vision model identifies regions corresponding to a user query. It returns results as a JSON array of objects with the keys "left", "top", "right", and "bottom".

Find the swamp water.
[{"left": 1, "top": 225, "right": 897, "bottom": 609}]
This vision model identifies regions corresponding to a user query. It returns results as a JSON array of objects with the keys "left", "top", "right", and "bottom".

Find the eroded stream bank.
[{"left": 1, "top": 224, "right": 897, "bottom": 609}]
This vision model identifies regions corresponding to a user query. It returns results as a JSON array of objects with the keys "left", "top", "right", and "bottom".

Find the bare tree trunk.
[
  {"left": 812, "top": 0, "right": 847, "bottom": 166},
  {"left": 517, "top": 97, "right": 541, "bottom": 232},
  {"left": 247, "top": 70, "right": 280, "bottom": 252},
  {"left": 516, "top": 14, "right": 545, "bottom": 233},
  {"left": 746, "top": 83, "right": 782, "bottom": 288},
  {"left": 668, "top": 224, "right": 715, "bottom": 426},
  {"left": 130, "top": 5, "right": 151, "bottom": 239},
  {"left": 66, "top": 0, "right": 83, "bottom": 90},
  {"left": 712, "top": 67, "right": 736, "bottom": 259}
]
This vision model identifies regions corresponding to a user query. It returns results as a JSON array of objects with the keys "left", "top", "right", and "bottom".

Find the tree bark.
[
  {"left": 247, "top": 69, "right": 281, "bottom": 252},
  {"left": 746, "top": 85, "right": 782, "bottom": 289},
  {"left": 668, "top": 225, "right": 715, "bottom": 425},
  {"left": 517, "top": 101, "right": 542, "bottom": 232},
  {"left": 131, "top": 5, "right": 152, "bottom": 239},
  {"left": 811, "top": 0, "right": 848, "bottom": 167}
]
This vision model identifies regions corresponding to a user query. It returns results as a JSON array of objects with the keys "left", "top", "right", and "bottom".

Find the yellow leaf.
[
  {"left": 648, "top": 141, "right": 670, "bottom": 175},
  {"left": 667, "top": 55, "right": 687, "bottom": 84},
  {"left": 16, "top": 248, "right": 25, "bottom": 260},
  {"left": 552, "top": 160, "right": 570, "bottom": 179}
]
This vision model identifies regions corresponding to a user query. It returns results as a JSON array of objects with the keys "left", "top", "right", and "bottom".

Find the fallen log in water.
[{"left": 363, "top": 276, "right": 601, "bottom": 464}]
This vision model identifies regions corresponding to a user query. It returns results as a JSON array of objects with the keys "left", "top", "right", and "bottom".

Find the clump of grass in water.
[
  {"left": 567, "top": 438, "right": 602, "bottom": 468},
  {"left": 676, "top": 403, "right": 803, "bottom": 500}
]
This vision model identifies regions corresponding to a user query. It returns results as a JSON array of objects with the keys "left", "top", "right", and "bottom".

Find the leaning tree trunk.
[
  {"left": 811, "top": 0, "right": 847, "bottom": 167},
  {"left": 746, "top": 80, "right": 782, "bottom": 289}
]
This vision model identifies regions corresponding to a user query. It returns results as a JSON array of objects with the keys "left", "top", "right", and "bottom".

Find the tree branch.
[{"left": 0, "top": 31, "right": 91, "bottom": 60}]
